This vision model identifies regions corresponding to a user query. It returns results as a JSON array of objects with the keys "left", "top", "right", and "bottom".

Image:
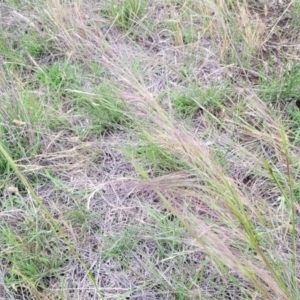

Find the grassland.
[{"left": 1, "top": 0, "right": 300, "bottom": 299}]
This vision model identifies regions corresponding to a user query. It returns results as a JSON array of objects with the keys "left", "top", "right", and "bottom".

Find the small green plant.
[
  {"left": 0, "top": 33, "right": 24, "bottom": 64},
  {"left": 173, "top": 92, "right": 199, "bottom": 118},
  {"left": 0, "top": 28, "right": 47, "bottom": 62},
  {"left": 1, "top": 221, "right": 66, "bottom": 298},
  {"left": 104, "top": 0, "right": 147, "bottom": 30},
  {"left": 21, "top": 30, "right": 47, "bottom": 57},
  {"left": 182, "top": 28, "right": 199, "bottom": 45},
  {"left": 89, "top": 62, "right": 103, "bottom": 75},
  {"left": 103, "top": 229, "right": 138, "bottom": 259},
  {"left": 36, "top": 61, "right": 76, "bottom": 91},
  {"left": 173, "top": 84, "right": 228, "bottom": 119},
  {"left": 147, "top": 209, "right": 185, "bottom": 259},
  {"left": 0, "top": 92, "right": 42, "bottom": 172},
  {"left": 287, "top": 104, "right": 300, "bottom": 145},
  {"left": 259, "top": 66, "right": 300, "bottom": 103},
  {"left": 73, "top": 82, "right": 130, "bottom": 135},
  {"left": 126, "top": 142, "right": 186, "bottom": 175},
  {"left": 6, "top": 0, "right": 23, "bottom": 7},
  {"left": 67, "top": 206, "right": 99, "bottom": 231},
  {"left": 0, "top": 125, "right": 10, "bottom": 172}
]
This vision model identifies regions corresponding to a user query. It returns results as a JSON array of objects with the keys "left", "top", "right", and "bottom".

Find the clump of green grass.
[
  {"left": 147, "top": 208, "right": 185, "bottom": 259},
  {"left": 258, "top": 66, "right": 300, "bottom": 103},
  {"left": 72, "top": 82, "right": 131, "bottom": 136},
  {"left": 125, "top": 141, "right": 186, "bottom": 176},
  {"left": 172, "top": 84, "right": 229, "bottom": 119},
  {"left": 0, "top": 32, "right": 24, "bottom": 65},
  {"left": 21, "top": 29, "right": 48, "bottom": 58},
  {"left": 0, "top": 218, "right": 67, "bottom": 299},
  {"left": 173, "top": 92, "right": 200, "bottom": 119},
  {"left": 67, "top": 205, "right": 100, "bottom": 232},
  {"left": 103, "top": 0, "right": 148, "bottom": 30},
  {"left": 0, "top": 25, "right": 49, "bottom": 64},
  {"left": 103, "top": 229, "right": 138, "bottom": 260},
  {"left": 36, "top": 61, "right": 77, "bottom": 92},
  {"left": 0, "top": 91, "right": 43, "bottom": 172}
]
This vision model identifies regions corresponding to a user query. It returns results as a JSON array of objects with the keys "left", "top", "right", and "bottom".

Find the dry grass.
[{"left": 1, "top": 0, "right": 300, "bottom": 299}]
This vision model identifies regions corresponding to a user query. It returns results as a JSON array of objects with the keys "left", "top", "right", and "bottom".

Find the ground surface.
[{"left": 1, "top": 0, "right": 300, "bottom": 299}]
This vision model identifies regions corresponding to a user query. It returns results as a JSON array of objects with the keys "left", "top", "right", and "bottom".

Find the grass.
[
  {"left": 103, "top": 0, "right": 148, "bottom": 31},
  {"left": 1, "top": 0, "right": 300, "bottom": 299}
]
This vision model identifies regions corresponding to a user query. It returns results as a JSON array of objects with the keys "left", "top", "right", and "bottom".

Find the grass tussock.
[{"left": 1, "top": 0, "right": 300, "bottom": 299}]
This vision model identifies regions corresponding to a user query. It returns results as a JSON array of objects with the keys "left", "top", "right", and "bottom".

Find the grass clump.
[
  {"left": 172, "top": 84, "right": 229, "bottom": 119},
  {"left": 73, "top": 82, "right": 131, "bottom": 136},
  {"left": 258, "top": 66, "right": 300, "bottom": 103},
  {"left": 103, "top": 229, "right": 138, "bottom": 260},
  {"left": 0, "top": 219, "right": 67, "bottom": 299},
  {"left": 20, "top": 29, "right": 48, "bottom": 58},
  {"left": 126, "top": 142, "right": 186, "bottom": 176},
  {"left": 0, "top": 92, "right": 43, "bottom": 172},
  {"left": 103, "top": 0, "right": 148, "bottom": 30},
  {"left": 36, "top": 61, "right": 77, "bottom": 92},
  {"left": 147, "top": 208, "right": 185, "bottom": 259}
]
